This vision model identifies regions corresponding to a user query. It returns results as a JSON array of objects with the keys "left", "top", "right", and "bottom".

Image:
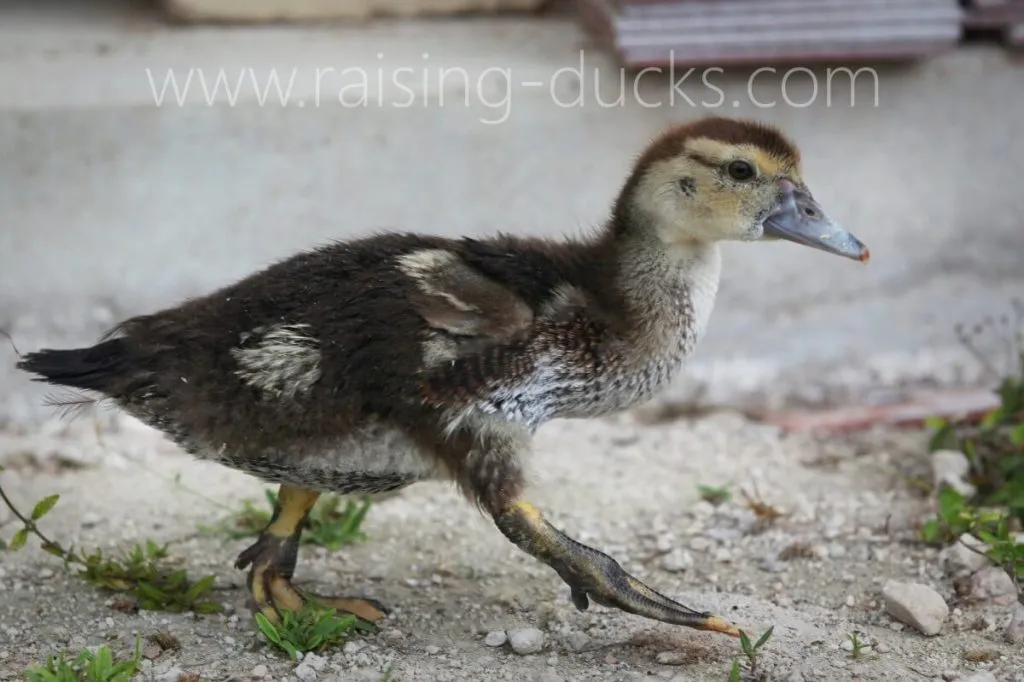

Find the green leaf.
[
  {"left": 30, "top": 494, "right": 60, "bottom": 521},
  {"left": 754, "top": 626, "right": 774, "bottom": 650},
  {"left": 729, "top": 658, "right": 742, "bottom": 682},
  {"left": 255, "top": 613, "right": 281, "bottom": 644},
  {"left": 41, "top": 542, "right": 64, "bottom": 558},
  {"left": 738, "top": 629, "right": 752, "bottom": 654},
  {"left": 9, "top": 527, "right": 29, "bottom": 551},
  {"left": 186, "top": 574, "right": 216, "bottom": 601},
  {"left": 1011, "top": 423, "right": 1024, "bottom": 447}
]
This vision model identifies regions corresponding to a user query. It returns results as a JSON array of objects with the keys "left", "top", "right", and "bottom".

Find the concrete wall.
[{"left": 3, "top": 1, "right": 1023, "bottom": 433}]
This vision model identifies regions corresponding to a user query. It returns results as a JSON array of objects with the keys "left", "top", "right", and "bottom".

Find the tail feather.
[{"left": 17, "top": 338, "right": 131, "bottom": 394}]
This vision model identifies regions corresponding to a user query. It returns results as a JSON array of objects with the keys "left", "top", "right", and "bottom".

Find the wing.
[
  {"left": 398, "top": 247, "right": 535, "bottom": 342},
  {"left": 397, "top": 246, "right": 613, "bottom": 414}
]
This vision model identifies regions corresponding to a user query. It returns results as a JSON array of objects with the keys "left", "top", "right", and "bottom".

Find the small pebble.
[
  {"left": 294, "top": 664, "right": 317, "bottom": 682},
  {"left": 566, "top": 631, "right": 590, "bottom": 652},
  {"left": 940, "top": 534, "right": 990, "bottom": 577},
  {"left": 343, "top": 640, "right": 367, "bottom": 655},
  {"left": 969, "top": 567, "right": 1017, "bottom": 605},
  {"left": 690, "top": 537, "right": 713, "bottom": 552},
  {"left": 38, "top": 569, "right": 54, "bottom": 580},
  {"left": 953, "top": 673, "right": 997, "bottom": 682},
  {"left": 534, "top": 671, "right": 565, "bottom": 682},
  {"left": 882, "top": 581, "right": 948, "bottom": 636},
  {"left": 660, "top": 549, "right": 693, "bottom": 573},
  {"left": 1005, "top": 602, "right": 1024, "bottom": 644},
  {"left": 155, "top": 668, "right": 183, "bottom": 682},
  {"left": 250, "top": 664, "right": 269, "bottom": 679},
  {"left": 424, "top": 645, "right": 441, "bottom": 655},
  {"left": 844, "top": 595, "right": 855, "bottom": 607},
  {"left": 509, "top": 627, "right": 545, "bottom": 655},
  {"left": 484, "top": 630, "right": 508, "bottom": 647},
  {"left": 305, "top": 652, "right": 327, "bottom": 671},
  {"left": 655, "top": 534, "right": 674, "bottom": 553},
  {"left": 655, "top": 651, "right": 687, "bottom": 665}
]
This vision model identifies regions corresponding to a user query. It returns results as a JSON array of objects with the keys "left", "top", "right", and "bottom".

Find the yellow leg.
[
  {"left": 495, "top": 500, "right": 741, "bottom": 637},
  {"left": 234, "top": 484, "right": 388, "bottom": 624}
]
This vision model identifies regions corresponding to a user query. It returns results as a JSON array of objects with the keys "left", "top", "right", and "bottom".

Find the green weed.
[
  {"left": 0, "top": 479, "right": 221, "bottom": 614},
  {"left": 728, "top": 626, "right": 773, "bottom": 679},
  {"left": 254, "top": 601, "right": 374, "bottom": 660},
  {"left": 24, "top": 638, "right": 142, "bottom": 682},
  {"left": 921, "top": 307, "right": 1024, "bottom": 584},
  {"left": 697, "top": 484, "right": 732, "bottom": 506}
]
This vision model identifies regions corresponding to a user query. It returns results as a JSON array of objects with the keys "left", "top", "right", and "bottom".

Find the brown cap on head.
[{"left": 631, "top": 116, "right": 801, "bottom": 176}]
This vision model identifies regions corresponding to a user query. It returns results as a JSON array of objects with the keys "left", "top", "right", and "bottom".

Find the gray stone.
[
  {"left": 250, "top": 664, "right": 269, "bottom": 679},
  {"left": 155, "top": 669, "right": 184, "bottom": 682},
  {"left": 969, "top": 566, "right": 1017, "bottom": 605},
  {"left": 484, "top": 630, "right": 507, "bottom": 647},
  {"left": 660, "top": 549, "right": 694, "bottom": 573},
  {"left": 882, "top": 581, "right": 948, "bottom": 636},
  {"left": 952, "top": 673, "right": 997, "bottom": 682},
  {"left": 508, "top": 627, "right": 545, "bottom": 655},
  {"left": 294, "top": 663, "right": 318, "bottom": 682},
  {"left": 655, "top": 651, "right": 688, "bottom": 665},
  {"left": 1005, "top": 602, "right": 1024, "bottom": 644},
  {"left": 941, "top": 534, "right": 991, "bottom": 576}
]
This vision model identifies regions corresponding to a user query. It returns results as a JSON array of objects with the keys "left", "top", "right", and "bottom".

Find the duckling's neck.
[
  {"left": 607, "top": 223, "right": 722, "bottom": 352},
  {"left": 557, "top": 222, "right": 721, "bottom": 416}
]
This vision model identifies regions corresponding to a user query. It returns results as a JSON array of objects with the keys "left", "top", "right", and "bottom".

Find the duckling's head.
[{"left": 613, "top": 116, "right": 869, "bottom": 262}]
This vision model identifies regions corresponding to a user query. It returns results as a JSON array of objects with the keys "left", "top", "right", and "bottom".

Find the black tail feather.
[{"left": 16, "top": 338, "right": 130, "bottom": 394}]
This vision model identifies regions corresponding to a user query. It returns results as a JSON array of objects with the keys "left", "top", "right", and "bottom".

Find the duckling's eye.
[{"left": 726, "top": 160, "right": 756, "bottom": 182}]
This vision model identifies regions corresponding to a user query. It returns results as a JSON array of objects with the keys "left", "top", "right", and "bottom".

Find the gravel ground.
[{"left": 1, "top": 409, "right": 1022, "bottom": 682}]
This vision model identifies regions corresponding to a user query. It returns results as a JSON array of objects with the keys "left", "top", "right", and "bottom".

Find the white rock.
[
  {"left": 953, "top": 672, "right": 997, "bottom": 682},
  {"left": 302, "top": 653, "right": 326, "bottom": 672},
  {"left": 343, "top": 640, "right": 366, "bottom": 655},
  {"left": 508, "top": 628, "right": 545, "bottom": 655},
  {"left": 661, "top": 549, "right": 693, "bottom": 573},
  {"left": 156, "top": 669, "right": 184, "bottom": 682},
  {"left": 969, "top": 567, "right": 1017, "bottom": 605},
  {"left": 931, "top": 450, "right": 976, "bottom": 497},
  {"left": 655, "top": 651, "right": 687, "bottom": 665},
  {"left": 941, "top": 534, "right": 991, "bottom": 576},
  {"left": 690, "top": 537, "right": 713, "bottom": 552},
  {"left": 294, "top": 662, "right": 317, "bottom": 682},
  {"left": 565, "top": 631, "right": 590, "bottom": 652},
  {"left": 882, "top": 581, "right": 948, "bottom": 636},
  {"left": 250, "top": 664, "right": 269, "bottom": 678},
  {"left": 484, "top": 630, "right": 508, "bottom": 647},
  {"left": 1004, "top": 602, "right": 1024, "bottom": 644}
]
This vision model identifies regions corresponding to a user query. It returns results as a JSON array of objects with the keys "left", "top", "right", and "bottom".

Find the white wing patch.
[
  {"left": 232, "top": 323, "right": 323, "bottom": 399},
  {"left": 397, "top": 248, "right": 479, "bottom": 313}
]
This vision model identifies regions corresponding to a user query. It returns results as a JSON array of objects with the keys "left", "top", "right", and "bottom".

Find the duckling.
[{"left": 16, "top": 115, "right": 868, "bottom": 638}]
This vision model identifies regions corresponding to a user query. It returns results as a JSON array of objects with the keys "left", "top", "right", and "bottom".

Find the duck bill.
[{"left": 763, "top": 183, "right": 870, "bottom": 263}]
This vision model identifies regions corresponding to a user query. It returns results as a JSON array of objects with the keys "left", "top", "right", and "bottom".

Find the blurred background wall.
[{"left": 1, "top": 0, "right": 1023, "bottom": 435}]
